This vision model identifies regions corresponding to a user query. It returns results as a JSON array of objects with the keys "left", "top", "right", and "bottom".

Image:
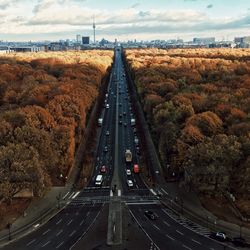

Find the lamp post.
[{"left": 7, "top": 223, "right": 12, "bottom": 240}]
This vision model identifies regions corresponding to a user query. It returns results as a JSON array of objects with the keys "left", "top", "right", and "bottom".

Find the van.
[{"left": 95, "top": 175, "right": 103, "bottom": 186}]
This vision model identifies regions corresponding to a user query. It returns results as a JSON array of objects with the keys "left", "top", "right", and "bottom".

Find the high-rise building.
[
  {"left": 234, "top": 36, "right": 250, "bottom": 47},
  {"left": 76, "top": 34, "right": 82, "bottom": 44},
  {"left": 82, "top": 36, "right": 90, "bottom": 45}
]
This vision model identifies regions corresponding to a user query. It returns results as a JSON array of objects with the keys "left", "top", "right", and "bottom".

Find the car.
[
  {"left": 127, "top": 180, "right": 133, "bottom": 187},
  {"left": 106, "top": 104, "right": 109, "bottom": 109},
  {"left": 124, "top": 123, "right": 127, "bottom": 127},
  {"left": 123, "top": 112, "right": 126, "bottom": 116},
  {"left": 119, "top": 103, "right": 122, "bottom": 106},
  {"left": 119, "top": 120, "right": 122, "bottom": 125},
  {"left": 100, "top": 165, "right": 107, "bottom": 173},
  {"left": 104, "top": 146, "right": 108, "bottom": 152},
  {"left": 144, "top": 210, "right": 156, "bottom": 220},
  {"left": 232, "top": 237, "right": 247, "bottom": 247},
  {"left": 126, "top": 169, "right": 131, "bottom": 175},
  {"left": 133, "top": 128, "right": 137, "bottom": 133},
  {"left": 123, "top": 73, "right": 125, "bottom": 77},
  {"left": 106, "top": 131, "right": 110, "bottom": 136},
  {"left": 134, "top": 137, "right": 139, "bottom": 145},
  {"left": 119, "top": 114, "right": 122, "bottom": 118},
  {"left": 211, "top": 232, "right": 227, "bottom": 242}
]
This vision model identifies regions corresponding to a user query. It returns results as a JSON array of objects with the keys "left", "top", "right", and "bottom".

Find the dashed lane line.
[
  {"left": 41, "top": 240, "right": 50, "bottom": 248},
  {"left": 191, "top": 239, "right": 201, "bottom": 245},
  {"left": 176, "top": 230, "right": 184, "bottom": 235},
  {"left": 56, "top": 229, "right": 63, "bottom": 236},
  {"left": 26, "top": 239, "right": 36, "bottom": 246},
  {"left": 165, "top": 234, "right": 175, "bottom": 241},
  {"left": 42, "top": 229, "right": 51, "bottom": 235},
  {"left": 55, "top": 241, "right": 64, "bottom": 249}
]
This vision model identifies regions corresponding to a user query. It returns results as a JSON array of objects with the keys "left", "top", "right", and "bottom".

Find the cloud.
[
  {"left": 131, "top": 3, "right": 140, "bottom": 8},
  {"left": 207, "top": 4, "right": 213, "bottom": 9}
]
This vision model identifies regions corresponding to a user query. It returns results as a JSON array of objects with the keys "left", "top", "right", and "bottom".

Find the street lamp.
[{"left": 7, "top": 223, "right": 12, "bottom": 240}]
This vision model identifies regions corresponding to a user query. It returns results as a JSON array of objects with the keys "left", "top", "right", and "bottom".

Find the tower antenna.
[{"left": 93, "top": 16, "right": 96, "bottom": 43}]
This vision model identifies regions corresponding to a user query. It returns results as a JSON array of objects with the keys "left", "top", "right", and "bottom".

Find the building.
[
  {"left": 193, "top": 37, "right": 215, "bottom": 45},
  {"left": 82, "top": 36, "right": 90, "bottom": 45},
  {"left": 76, "top": 34, "right": 82, "bottom": 44},
  {"left": 234, "top": 36, "right": 250, "bottom": 48}
]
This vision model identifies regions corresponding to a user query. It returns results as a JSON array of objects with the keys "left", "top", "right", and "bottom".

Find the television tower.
[{"left": 93, "top": 16, "right": 96, "bottom": 43}]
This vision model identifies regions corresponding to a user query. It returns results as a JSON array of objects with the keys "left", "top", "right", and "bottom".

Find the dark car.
[
  {"left": 232, "top": 237, "right": 247, "bottom": 247},
  {"left": 144, "top": 210, "right": 156, "bottom": 220}
]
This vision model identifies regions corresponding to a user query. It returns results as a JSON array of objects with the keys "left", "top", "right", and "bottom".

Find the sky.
[{"left": 0, "top": 0, "right": 250, "bottom": 42}]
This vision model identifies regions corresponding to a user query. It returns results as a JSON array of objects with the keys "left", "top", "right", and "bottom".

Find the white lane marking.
[
  {"left": 176, "top": 230, "right": 184, "bottom": 235},
  {"left": 33, "top": 223, "right": 40, "bottom": 228},
  {"left": 153, "top": 224, "right": 160, "bottom": 230},
  {"left": 69, "top": 230, "right": 76, "bottom": 237},
  {"left": 163, "top": 221, "right": 170, "bottom": 227},
  {"left": 161, "top": 188, "right": 169, "bottom": 195},
  {"left": 191, "top": 239, "right": 201, "bottom": 245},
  {"left": 126, "top": 201, "right": 159, "bottom": 205},
  {"left": 80, "top": 219, "right": 85, "bottom": 226},
  {"left": 68, "top": 192, "right": 75, "bottom": 199},
  {"left": 26, "top": 239, "right": 36, "bottom": 246},
  {"left": 41, "top": 240, "right": 50, "bottom": 248},
  {"left": 182, "top": 244, "right": 192, "bottom": 250},
  {"left": 42, "top": 229, "right": 51, "bottom": 235},
  {"left": 55, "top": 241, "right": 64, "bottom": 249},
  {"left": 56, "top": 218, "right": 62, "bottom": 225},
  {"left": 72, "top": 191, "right": 80, "bottom": 199},
  {"left": 86, "top": 211, "right": 90, "bottom": 216},
  {"left": 165, "top": 234, "right": 175, "bottom": 241},
  {"left": 62, "top": 192, "right": 69, "bottom": 200},
  {"left": 56, "top": 229, "right": 63, "bottom": 236},
  {"left": 67, "top": 219, "right": 73, "bottom": 225}
]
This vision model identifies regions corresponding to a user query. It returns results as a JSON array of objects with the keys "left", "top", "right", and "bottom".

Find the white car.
[
  {"left": 126, "top": 169, "right": 131, "bottom": 175},
  {"left": 127, "top": 180, "right": 133, "bottom": 187}
]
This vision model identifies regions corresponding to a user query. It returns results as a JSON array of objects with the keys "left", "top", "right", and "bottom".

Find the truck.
[
  {"left": 98, "top": 118, "right": 103, "bottom": 126},
  {"left": 133, "top": 164, "right": 139, "bottom": 173},
  {"left": 95, "top": 175, "right": 103, "bottom": 186},
  {"left": 131, "top": 118, "right": 135, "bottom": 126},
  {"left": 125, "top": 149, "right": 132, "bottom": 163}
]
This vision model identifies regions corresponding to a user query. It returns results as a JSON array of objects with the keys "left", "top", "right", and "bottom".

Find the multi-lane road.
[{"left": 1, "top": 48, "right": 238, "bottom": 250}]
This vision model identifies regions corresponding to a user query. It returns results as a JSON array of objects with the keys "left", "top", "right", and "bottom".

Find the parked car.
[
  {"left": 104, "top": 146, "right": 108, "bottom": 152},
  {"left": 106, "top": 131, "right": 110, "bottom": 136},
  {"left": 144, "top": 210, "right": 156, "bottom": 220}
]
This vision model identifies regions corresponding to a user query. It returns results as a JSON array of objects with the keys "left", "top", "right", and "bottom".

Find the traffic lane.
[
  {"left": 129, "top": 204, "right": 185, "bottom": 250},
  {"left": 156, "top": 207, "right": 233, "bottom": 250},
  {"left": 3, "top": 203, "right": 103, "bottom": 250},
  {"left": 130, "top": 204, "right": 232, "bottom": 250}
]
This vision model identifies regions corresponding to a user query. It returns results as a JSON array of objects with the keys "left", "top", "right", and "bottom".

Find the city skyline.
[{"left": 0, "top": 0, "right": 250, "bottom": 41}]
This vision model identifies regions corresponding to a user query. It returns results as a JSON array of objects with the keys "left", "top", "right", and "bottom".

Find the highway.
[{"left": 1, "top": 48, "right": 238, "bottom": 250}]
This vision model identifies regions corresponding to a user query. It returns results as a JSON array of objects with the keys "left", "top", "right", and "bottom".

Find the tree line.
[
  {"left": 0, "top": 51, "right": 113, "bottom": 203},
  {"left": 126, "top": 48, "right": 250, "bottom": 216}
]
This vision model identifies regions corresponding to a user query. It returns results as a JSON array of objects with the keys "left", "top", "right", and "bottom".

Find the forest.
[
  {"left": 125, "top": 48, "right": 250, "bottom": 215},
  {"left": 0, "top": 50, "right": 113, "bottom": 203}
]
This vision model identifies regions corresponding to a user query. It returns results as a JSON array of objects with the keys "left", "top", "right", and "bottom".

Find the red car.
[{"left": 100, "top": 165, "right": 107, "bottom": 173}]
